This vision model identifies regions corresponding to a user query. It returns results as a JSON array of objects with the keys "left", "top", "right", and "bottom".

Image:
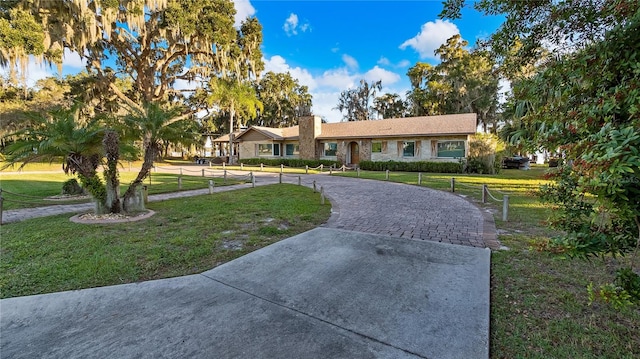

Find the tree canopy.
[
  {"left": 252, "top": 71, "right": 312, "bottom": 127},
  {"left": 442, "top": 0, "right": 640, "bottom": 306},
  {"left": 1, "top": 0, "right": 265, "bottom": 212},
  {"left": 406, "top": 34, "right": 499, "bottom": 131},
  {"left": 334, "top": 79, "right": 382, "bottom": 121}
]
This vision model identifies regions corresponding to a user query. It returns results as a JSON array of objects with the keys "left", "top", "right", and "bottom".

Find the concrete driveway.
[{"left": 1, "top": 174, "right": 493, "bottom": 358}]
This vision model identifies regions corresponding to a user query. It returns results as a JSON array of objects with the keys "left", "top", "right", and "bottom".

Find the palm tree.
[
  {"left": 0, "top": 107, "right": 120, "bottom": 213},
  {"left": 207, "top": 77, "right": 263, "bottom": 163},
  {"left": 120, "top": 102, "right": 198, "bottom": 211}
]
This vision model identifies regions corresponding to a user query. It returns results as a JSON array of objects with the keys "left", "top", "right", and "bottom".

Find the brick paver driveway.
[
  {"left": 305, "top": 175, "right": 497, "bottom": 248},
  {"left": 2, "top": 170, "right": 497, "bottom": 249}
]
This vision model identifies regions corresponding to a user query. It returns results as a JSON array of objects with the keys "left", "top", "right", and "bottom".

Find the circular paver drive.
[{"left": 308, "top": 175, "right": 494, "bottom": 248}]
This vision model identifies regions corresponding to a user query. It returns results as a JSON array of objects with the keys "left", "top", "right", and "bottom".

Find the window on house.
[
  {"left": 437, "top": 141, "right": 465, "bottom": 158},
  {"left": 324, "top": 142, "right": 337, "bottom": 156},
  {"left": 372, "top": 142, "right": 382, "bottom": 153},
  {"left": 403, "top": 141, "right": 415, "bottom": 157},
  {"left": 285, "top": 143, "right": 299, "bottom": 156},
  {"left": 258, "top": 143, "right": 280, "bottom": 156},
  {"left": 258, "top": 144, "right": 272, "bottom": 156}
]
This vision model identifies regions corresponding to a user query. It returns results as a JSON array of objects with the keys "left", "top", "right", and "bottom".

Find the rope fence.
[{"left": 2, "top": 163, "right": 516, "bottom": 224}]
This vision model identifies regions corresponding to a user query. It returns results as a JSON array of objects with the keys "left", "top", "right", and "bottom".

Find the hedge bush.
[
  {"left": 240, "top": 158, "right": 340, "bottom": 168},
  {"left": 61, "top": 178, "right": 85, "bottom": 195},
  {"left": 358, "top": 160, "right": 463, "bottom": 173}
]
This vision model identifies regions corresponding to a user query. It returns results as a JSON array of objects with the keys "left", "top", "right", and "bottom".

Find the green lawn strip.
[
  {"left": 0, "top": 184, "right": 330, "bottom": 298},
  {"left": 491, "top": 236, "right": 640, "bottom": 358},
  {"left": 0, "top": 172, "right": 245, "bottom": 210},
  {"left": 333, "top": 167, "right": 640, "bottom": 357}
]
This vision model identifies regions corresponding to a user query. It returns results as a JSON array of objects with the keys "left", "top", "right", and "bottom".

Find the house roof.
[
  {"left": 316, "top": 113, "right": 477, "bottom": 139},
  {"left": 235, "top": 126, "right": 300, "bottom": 141},
  {"left": 227, "top": 113, "right": 477, "bottom": 142},
  {"left": 212, "top": 131, "right": 242, "bottom": 143}
]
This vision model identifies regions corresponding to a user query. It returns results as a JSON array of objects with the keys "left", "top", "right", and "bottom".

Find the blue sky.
[
  {"left": 8, "top": 0, "right": 504, "bottom": 123},
  {"left": 249, "top": 0, "right": 505, "bottom": 122}
]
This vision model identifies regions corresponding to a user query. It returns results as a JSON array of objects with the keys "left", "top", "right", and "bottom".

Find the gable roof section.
[
  {"left": 235, "top": 126, "right": 300, "bottom": 141},
  {"left": 212, "top": 131, "right": 241, "bottom": 143},
  {"left": 317, "top": 113, "right": 477, "bottom": 139}
]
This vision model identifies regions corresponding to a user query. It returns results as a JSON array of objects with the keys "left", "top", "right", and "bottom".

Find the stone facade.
[
  {"left": 298, "top": 115, "right": 322, "bottom": 160},
  {"left": 228, "top": 114, "right": 474, "bottom": 165}
]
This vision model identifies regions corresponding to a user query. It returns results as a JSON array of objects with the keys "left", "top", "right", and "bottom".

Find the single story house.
[{"left": 218, "top": 113, "right": 477, "bottom": 165}]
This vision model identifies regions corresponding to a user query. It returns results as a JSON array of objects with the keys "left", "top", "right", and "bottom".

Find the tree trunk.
[
  {"left": 102, "top": 130, "right": 122, "bottom": 213},
  {"left": 228, "top": 106, "right": 235, "bottom": 164},
  {"left": 123, "top": 134, "right": 159, "bottom": 212}
]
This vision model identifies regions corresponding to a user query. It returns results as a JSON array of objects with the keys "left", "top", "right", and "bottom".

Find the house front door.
[{"left": 350, "top": 142, "right": 359, "bottom": 165}]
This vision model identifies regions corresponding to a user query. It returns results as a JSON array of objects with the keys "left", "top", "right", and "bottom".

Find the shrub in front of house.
[
  {"left": 61, "top": 178, "right": 85, "bottom": 195},
  {"left": 240, "top": 158, "right": 340, "bottom": 168},
  {"left": 358, "top": 160, "right": 463, "bottom": 173},
  {"left": 465, "top": 133, "right": 503, "bottom": 174}
]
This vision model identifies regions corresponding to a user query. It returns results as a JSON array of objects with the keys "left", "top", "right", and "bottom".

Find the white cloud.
[
  {"left": 62, "top": 49, "right": 86, "bottom": 69},
  {"left": 312, "top": 91, "right": 343, "bottom": 123},
  {"left": 377, "top": 57, "right": 411, "bottom": 68},
  {"left": 363, "top": 66, "right": 400, "bottom": 85},
  {"left": 283, "top": 13, "right": 310, "bottom": 36},
  {"left": 233, "top": 0, "right": 256, "bottom": 27},
  {"left": 397, "top": 59, "right": 411, "bottom": 68},
  {"left": 316, "top": 68, "right": 356, "bottom": 90},
  {"left": 283, "top": 13, "right": 299, "bottom": 35},
  {"left": 0, "top": 57, "right": 54, "bottom": 88},
  {"left": 399, "top": 19, "right": 459, "bottom": 59},
  {"left": 377, "top": 57, "right": 391, "bottom": 66},
  {"left": 262, "top": 55, "right": 409, "bottom": 123},
  {"left": 263, "top": 55, "right": 316, "bottom": 90},
  {"left": 342, "top": 54, "right": 358, "bottom": 70}
]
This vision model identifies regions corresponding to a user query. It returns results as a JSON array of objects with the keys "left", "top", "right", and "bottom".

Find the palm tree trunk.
[
  {"left": 123, "top": 134, "right": 159, "bottom": 212},
  {"left": 103, "top": 130, "right": 122, "bottom": 213}
]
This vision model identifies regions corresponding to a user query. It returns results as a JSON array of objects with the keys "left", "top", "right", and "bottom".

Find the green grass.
[
  {"left": 332, "top": 166, "right": 640, "bottom": 358},
  {"left": 490, "top": 235, "right": 640, "bottom": 358},
  {"left": 1, "top": 163, "right": 638, "bottom": 356},
  {"left": 0, "top": 184, "right": 330, "bottom": 298},
  {"left": 0, "top": 172, "right": 245, "bottom": 210}
]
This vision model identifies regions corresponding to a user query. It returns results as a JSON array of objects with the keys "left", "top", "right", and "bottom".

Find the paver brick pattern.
[
  {"left": 308, "top": 175, "right": 487, "bottom": 248},
  {"left": 3, "top": 171, "right": 493, "bottom": 248}
]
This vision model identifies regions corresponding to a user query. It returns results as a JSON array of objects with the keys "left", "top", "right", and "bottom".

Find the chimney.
[{"left": 298, "top": 115, "right": 321, "bottom": 160}]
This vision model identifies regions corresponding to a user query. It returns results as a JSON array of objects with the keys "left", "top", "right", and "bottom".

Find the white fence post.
[
  {"left": 503, "top": 195, "right": 509, "bottom": 222},
  {"left": 209, "top": 180, "right": 214, "bottom": 194}
]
